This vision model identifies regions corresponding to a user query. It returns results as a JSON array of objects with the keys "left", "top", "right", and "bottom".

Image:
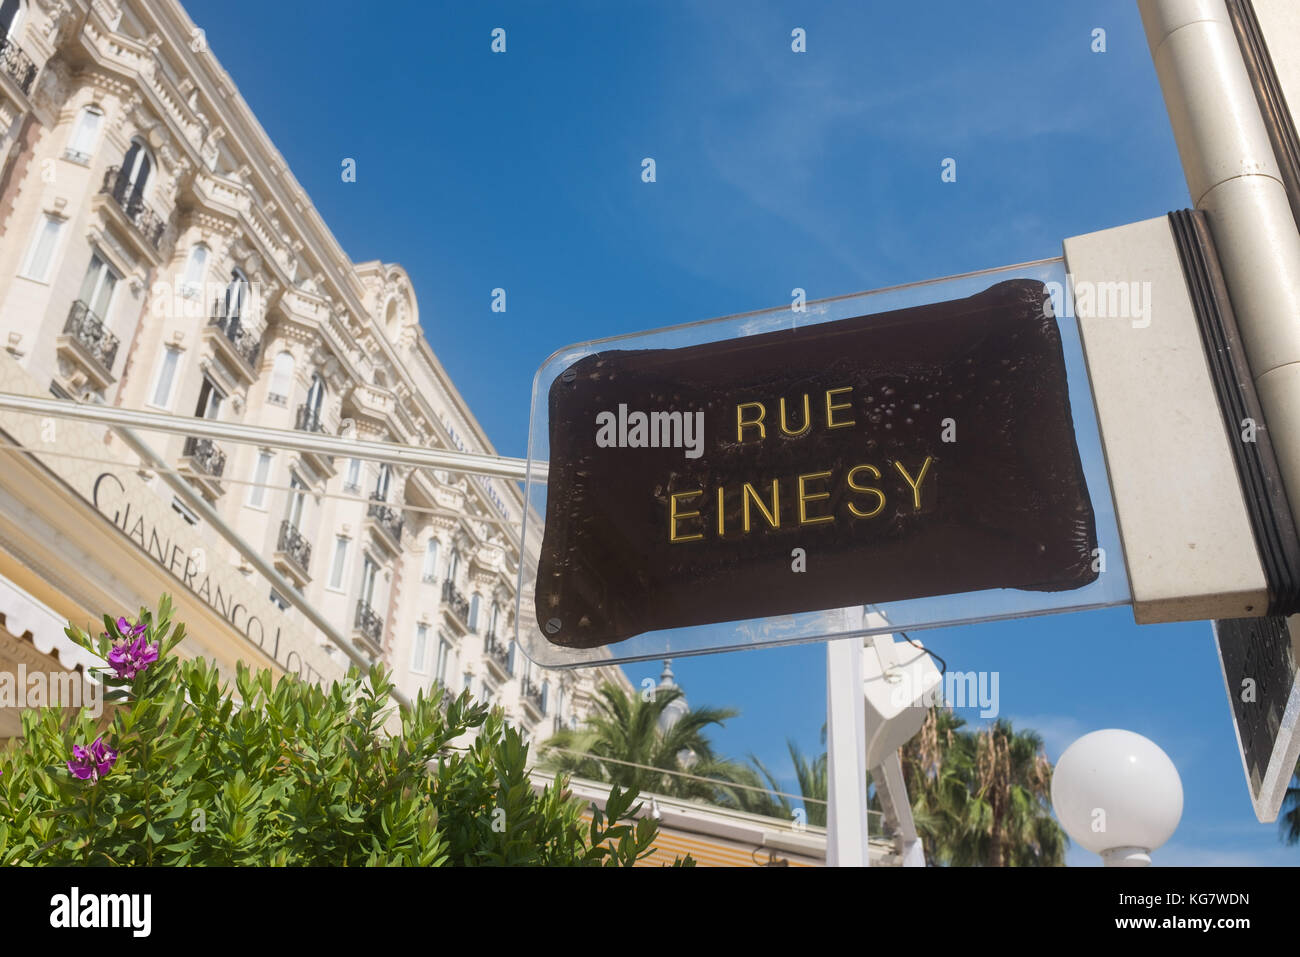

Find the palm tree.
[
  {"left": 751, "top": 738, "right": 830, "bottom": 827},
  {"left": 900, "top": 707, "right": 976, "bottom": 863},
  {"left": 901, "top": 710, "right": 1066, "bottom": 866},
  {"left": 538, "top": 682, "right": 768, "bottom": 810}
]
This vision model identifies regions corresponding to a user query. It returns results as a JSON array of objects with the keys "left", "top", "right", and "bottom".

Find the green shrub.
[{"left": 0, "top": 596, "right": 677, "bottom": 866}]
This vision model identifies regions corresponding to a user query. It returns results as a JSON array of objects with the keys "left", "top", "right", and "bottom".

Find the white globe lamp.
[{"left": 1051, "top": 729, "right": 1183, "bottom": 866}]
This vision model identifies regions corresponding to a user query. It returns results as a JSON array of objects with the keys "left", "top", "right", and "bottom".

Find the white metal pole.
[
  {"left": 1140, "top": 0, "right": 1300, "bottom": 524},
  {"left": 875, "top": 751, "right": 926, "bottom": 867},
  {"left": 0, "top": 392, "right": 537, "bottom": 481},
  {"left": 825, "top": 633, "right": 870, "bottom": 866}
]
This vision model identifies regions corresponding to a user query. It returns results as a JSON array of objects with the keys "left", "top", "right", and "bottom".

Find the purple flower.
[
  {"left": 107, "top": 634, "right": 159, "bottom": 680},
  {"left": 114, "top": 617, "right": 147, "bottom": 641},
  {"left": 67, "top": 736, "right": 117, "bottom": 783}
]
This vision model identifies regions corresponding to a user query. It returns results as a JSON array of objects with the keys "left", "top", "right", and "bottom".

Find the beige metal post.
[{"left": 1140, "top": 0, "right": 1300, "bottom": 526}]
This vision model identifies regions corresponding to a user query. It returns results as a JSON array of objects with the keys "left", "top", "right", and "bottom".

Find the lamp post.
[{"left": 1051, "top": 730, "right": 1183, "bottom": 867}]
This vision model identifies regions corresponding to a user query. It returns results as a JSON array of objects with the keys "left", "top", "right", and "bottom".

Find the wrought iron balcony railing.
[
  {"left": 99, "top": 166, "right": 166, "bottom": 250},
  {"left": 354, "top": 600, "right": 383, "bottom": 648},
  {"left": 484, "top": 633, "right": 511, "bottom": 674},
  {"left": 277, "top": 519, "right": 312, "bottom": 576},
  {"left": 62, "top": 300, "right": 120, "bottom": 373},
  {"left": 0, "top": 37, "right": 36, "bottom": 95},
  {"left": 367, "top": 492, "right": 403, "bottom": 544},
  {"left": 208, "top": 307, "right": 261, "bottom": 368},
  {"left": 296, "top": 404, "right": 325, "bottom": 433},
  {"left": 521, "top": 676, "right": 545, "bottom": 714},
  {"left": 441, "top": 579, "right": 469, "bottom": 627},
  {"left": 182, "top": 436, "right": 226, "bottom": 478}
]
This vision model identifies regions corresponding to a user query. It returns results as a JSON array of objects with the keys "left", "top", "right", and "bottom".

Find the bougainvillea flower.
[
  {"left": 67, "top": 737, "right": 118, "bottom": 783},
  {"left": 107, "top": 635, "right": 159, "bottom": 680}
]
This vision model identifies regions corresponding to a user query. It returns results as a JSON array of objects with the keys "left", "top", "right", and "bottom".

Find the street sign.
[
  {"left": 1214, "top": 615, "right": 1300, "bottom": 822},
  {"left": 518, "top": 261, "right": 1130, "bottom": 667}
]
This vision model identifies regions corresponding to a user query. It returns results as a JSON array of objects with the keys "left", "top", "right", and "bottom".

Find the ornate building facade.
[{"left": 0, "top": 0, "right": 628, "bottom": 743}]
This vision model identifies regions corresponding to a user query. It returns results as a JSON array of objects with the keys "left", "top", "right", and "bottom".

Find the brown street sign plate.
[{"left": 532, "top": 277, "right": 1100, "bottom": 651}]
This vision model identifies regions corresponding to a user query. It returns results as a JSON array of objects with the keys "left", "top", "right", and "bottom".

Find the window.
[
  {"left": 65, "top": 106, "right": 102, "bottom": 162},
  {"left": 78, "top": 252, "right": 118, "bottom": 322},
  {"left": 411, "top": 624, "right": 429, "bottom": 674},
  {"left": 360, "top": 556, "right": 378, "bottom": 606},
  {"left": 268, "top": 351, "right": 294, "bottom": 402},
  {"left": 435, "top": 635, "right": 451, "bottom": 684},
  {"left": 469, "top": 594, "right": 480, "bottom": 632},
  {"left": 540, "top": 680, "right": 550, "bottom": 716},
  {"left": 306, "top": 370, "right": 325, "bottom": 411},
  {"left": 506, "top": 639, "right": 517, "bottom": 677},
  {"left": 328, "top": 535, "right": 350, "bottom": 590},
  {"left": 0, "top": 0, "right": 24, "bottom": 41},
  {"left": 181, "top": 244, "right": 208, "bottom": 296},
  {"left": 149, "top": 347, "right": 180, "bottom": 409},
  {"left": 344, "top": 457, "right": 362, "bottom": 492},
  {"left": 285, "top": 473, "right": 307, "bottom": 529},
  {"left": 462, "top": 671, "right": 473, "bottom": 696},
  {"left": 446, "top": 548, "right": 460, "bottom": 584},
  {"left": 269, "top": 589, "right": 290, "bottom": 612},
  {"left": 22, "top": 216, "right": 63, "bottom": 282},
  {"left": 422, "top": 538, "right": 439, "bottom": 582},
  {"left": 117, "top": 139, "right": 153, "bottom": 206},
  {"left": 224, "top": 268, "right": 249, "bottom": 321},
  {"left": 194, "top": 377, "right": 223, "bottom": 419},
  {"left": 374, "top": 462, "right": 391, "bottom": 501},
  {"left": 247, "top": 451, "right": 272, "bottom": 508},
  {"left": 489, "top": 602, "right": 500, "bottom": 638}
]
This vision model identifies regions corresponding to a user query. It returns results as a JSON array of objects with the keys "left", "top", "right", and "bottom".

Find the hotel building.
[{"left": 0, "top": 0, "right": 629, "bottom": 744}]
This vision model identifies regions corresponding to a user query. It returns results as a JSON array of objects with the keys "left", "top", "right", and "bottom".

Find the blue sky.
[{"left": 184, "top": 0, "right": 1297, "bottom": 864}]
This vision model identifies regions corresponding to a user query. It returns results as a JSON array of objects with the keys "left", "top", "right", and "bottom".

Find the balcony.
[
  {"left": 294, "top": 404, "right": 336, "bottom": 476},
  {"left": 0, "top": 37, "right": 36, "bottom": 96},
  {"left": 180, "top": 436, "right": 226, "bottom": 499},
  {"left": 98, "top": 166, "right": 166, "bottom": 255},
  {"left": 353, "top": 600, "right": 383, "bottom": 656},
  {"left": 56, "top": 300, "right": 119, "bottom": 391},
  {"left": 273, "top": 519, "right": 312, "bottom": 586},
  {"left": 204, "top": 307, "right": 261, "bottom": 383},
  {"left": 484, "top": 632, "right": 512, "bottom": 681},
  {"left": 441, "top": 579, "right": 470, "bottom": 632},
  {"left": 520, "top": 676, "right": 546, "bottom": 719},
  {"left": 366, "top": 493, "right": 403, "bottom": 553},
  {"left": 62, "top": 147, "right": 91, "bottom": 166}
]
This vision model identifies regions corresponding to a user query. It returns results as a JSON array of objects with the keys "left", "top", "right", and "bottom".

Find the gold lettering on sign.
[
  {"left": 797, "top": 471, "right": 834, "bottom": 525},
  {"left": 669, "top": 490, "right": 704, "bottom": 543},
  {"left": 894, "top": 456, "right": 933, "bottom": 510},
  {"left": 736, "top": 402, "right": 767, "bottom": 443},
  {"left": 742, "top": 480, "right": 781, "bottom": 532},
  {"left": 825, "top": 387, "right": 855, "bottom": 430},
  {"left": 780, "top": 395, "right": 812, "bottom": 437},
  {"left": 847, "top": 465, "right": 886, "bottom": 518}
]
